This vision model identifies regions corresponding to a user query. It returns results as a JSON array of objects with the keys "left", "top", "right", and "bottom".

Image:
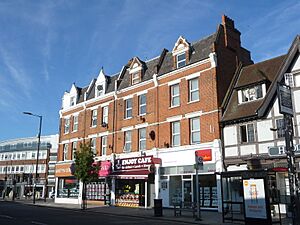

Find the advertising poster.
[{"left": 243, "top": 179, "right": 267, "bottom": 219}]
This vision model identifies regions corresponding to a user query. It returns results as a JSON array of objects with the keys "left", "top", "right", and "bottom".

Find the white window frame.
[
  {"left": 241, "top": 85, "right": 263, "bottom": 103},
  {"left": 101, "top": 136, "right": 107, "bottom": 156},
  {"left": 124, "top": 131, "right": 132, "bottom": 152},
  {"left": 190, "top": 117, "right": 200, "bottom": 144},
  {"left": 170, "top": 84, "right": 180, "bottom": 107},
  {"left": 63, "top": 144, "right": 69, "bottom": 161},
  {"left": 73, "top": 115, "right": 78, "bottom": 132},
  {"left": 91, "top": 109, "right": 98, "bottom": 127},
  {"left": 72, "top": 141, "right": 77, "bottom": 160},
  {"left": 139, "top": 128, "right": 146, "bottom": 151},
  {"left": 284, "top": 73, "right": 294, "bottom": 87},
  {"left": 240, "top": 123, "right": 255, "bottom": 143},
  {"left": 64, "top": 118, "right": 70, "bottom": 134},
  {"left": 125, "top": 98, "right": 133, "bottom": 119},
  {"left": 139, "top": 94, "right": 147, "bottom": 115},
  {"left": 102, "top": 106, "right": 109, "bottom": 124},
  {"left": 171, "top": 121, "right": 180, "bottom": 147},
  {"left": 189, "top": 78, "right": 199, "bottom": 102},
  {"left": 177, "top": 52, "right": 186, "bottom": 68},
  {"left": 90, "top": 138, "right": 96, "bottom": 154},
  {"left": 70, "top": 96, "right": 76, "bottom": 106},
  {"left": 132, "top": 72, "right": 140, "bottom": 85}
]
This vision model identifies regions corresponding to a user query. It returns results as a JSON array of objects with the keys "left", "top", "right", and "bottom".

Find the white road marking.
[
  {"left": 0, "top": 214, "right": 13, "bottom": 219},
  {"left": 31, "top": 221, "right": 48, "bottom": 225}
]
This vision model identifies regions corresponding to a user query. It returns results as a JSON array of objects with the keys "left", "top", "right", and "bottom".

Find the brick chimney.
[{"left": 221, "top": 15, "right": 241, "bottom": 51}]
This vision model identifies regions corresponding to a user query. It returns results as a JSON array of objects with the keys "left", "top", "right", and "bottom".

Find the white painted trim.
[
  {"left": 185, "top": 72, "right": 200, "bottom": 80},
  {"left": 129, "top": 66, "right": 142, "bottom": 74},
  {"left": 185, "top": 111, "right": 203, "bottom": 118},
  {"left": 209, "top": 52, "right": 217, "bottom": 68},
  {"left": 99, "top": 131, "right": 109, "bottom": 137},
  {"left": 69, "top": 138, "right": 79, "bottom": 142},
  {"left": 122, "top": 94, "right": 134, "bottom": 100},
  {"left": 136, "top": 90, "right": 148, "bottom": 96},
  {"left": 72, "top": 112, "right": 79, "bottom": 116},
  {"left": 63, "top": 115, "right": 71, "bottom": 119},
  {"left": 88, "top": 133, "right": 98, "bottom": 139},
  {"left": 100, "top": 101, "right": 112, "bottom": 107},
  {"left": 88, "top": 105, "right": 98, "bottom": 111},
  {"left": 61, "top": 140, "right": 69, "bottom": 144},
  {"left": 166, "top": 115, "right": 183, "bottom": 122},
  {"left": 117, "top": 80, "right": 153, "bottom": 94},
  {"left": 121, "top": 126, "right": 134, "bottom": 132},
  {"left": 168, "top": 78, "right": 181, "bottom": 86},
  {"left": 135, "top": 123, "right": 149, "bottom": 129}
]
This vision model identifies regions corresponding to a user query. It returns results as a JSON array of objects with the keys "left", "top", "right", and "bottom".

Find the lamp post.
[{"left": 23, "top": 112, "right": 42, "bottom": 204}]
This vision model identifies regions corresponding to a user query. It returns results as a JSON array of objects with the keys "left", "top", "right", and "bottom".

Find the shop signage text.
[
  {"left": 99, "top": 161, "right": 112, "bottom": 177},
  {"left": 115, "top": 156, "right": 153, "bottom": 171},
  {"left": 195, "top": 149, "right": 212, "bottom": 161},
  {"left": 55, "top": 163, "right": 75, "bottom": 177}
]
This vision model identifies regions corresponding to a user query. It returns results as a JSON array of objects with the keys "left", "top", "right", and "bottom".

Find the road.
[{"left": 0, "top": 201, "right": 186, "bottom": 225}]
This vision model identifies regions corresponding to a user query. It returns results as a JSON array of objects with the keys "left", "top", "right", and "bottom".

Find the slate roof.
[{"left": 221, "top": 55, "right": 286, "bottom": 124}]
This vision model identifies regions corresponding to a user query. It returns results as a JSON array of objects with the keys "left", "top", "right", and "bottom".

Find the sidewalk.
[
  {"left": 12, "top": 199, "right": 230, "bottom": 225},
  {"left": 10, "top": 199, "right": 292, "bottom": 225}
]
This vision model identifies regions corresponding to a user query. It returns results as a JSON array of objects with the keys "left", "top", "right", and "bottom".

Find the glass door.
[{"left": 183, "top": 180, "right": 192, "bottom": 203}]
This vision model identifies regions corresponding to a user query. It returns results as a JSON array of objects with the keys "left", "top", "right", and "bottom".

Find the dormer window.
[
  {"left": 70, "top": 96, "right": 75, "bottom": 106},
  {"left": 177, "top": 53, "right": 186, "bottom": 68},
  {"left": 132, "top": 72, "right": 140, "bottom": 85},
  {"left": 238, "top": 84, "right": 265, "bottom": 104},
  {"left": 96, "top": 84, "right": 104, "bottom": 97}
]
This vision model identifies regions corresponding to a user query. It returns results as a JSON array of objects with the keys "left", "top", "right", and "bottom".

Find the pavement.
[{"left": 2, "top": 198, "right": 293, "bottom": 225}]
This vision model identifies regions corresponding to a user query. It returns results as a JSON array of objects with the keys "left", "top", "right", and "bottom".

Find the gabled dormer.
[
  {"left": 62, "top": 83, "right": 78, "bottom": 109},
  {"left": 237, "top": 83, "right": 266, "bottom": 104},
  {"left": 172, "top": 36, "right": 190, "bottom": 69},
  {"left": 95, "top": 67, "right": 107, "bottom": 98},
  {"left": 129, "top": 57, "right": 144, "bottom": 85}
]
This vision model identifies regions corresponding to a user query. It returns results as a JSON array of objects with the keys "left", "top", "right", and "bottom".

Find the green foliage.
[{"left": 74, "top": 143, "right": 99, "bottom": 183}]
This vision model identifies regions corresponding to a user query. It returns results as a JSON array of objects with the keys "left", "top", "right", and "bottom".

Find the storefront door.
[{"left": 183, "top": 179, "right": 192, "bottom": 203}]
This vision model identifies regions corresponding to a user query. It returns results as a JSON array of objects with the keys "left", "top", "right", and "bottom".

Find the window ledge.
[
  {"left": 169, "top": 105, "right": 180, "bottom": 109},
  {"left": 187, "top": 100, "right": 200, "bottom": 104},
  {"left": 124, "top": 117, "right": 133, "bottom": 120}
]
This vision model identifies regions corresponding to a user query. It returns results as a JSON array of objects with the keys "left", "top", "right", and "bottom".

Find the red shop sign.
[
  {"left": 99, "top": 161, "right": 112, "bottom": 177},
  {"left": 114, "top": 156, "right": 153, "bottom": 171},
  {"left": 195, "top": 149, "right": 212, "bottom": 161}
]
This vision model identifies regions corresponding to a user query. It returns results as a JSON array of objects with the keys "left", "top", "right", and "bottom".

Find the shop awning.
[{"left": 111, "top": 169, "right": 151, "bottom": 180}]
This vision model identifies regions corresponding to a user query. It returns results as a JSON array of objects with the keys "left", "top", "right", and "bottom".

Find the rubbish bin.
[{"left": 154, "top": 199, "right": 163, "bottom": 217}]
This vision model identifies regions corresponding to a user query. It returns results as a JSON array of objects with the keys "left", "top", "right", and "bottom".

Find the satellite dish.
[{"left": 97, "top": 85, "right": 103, "bottom": 91}]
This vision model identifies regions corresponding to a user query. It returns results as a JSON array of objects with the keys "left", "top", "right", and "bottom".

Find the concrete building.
[
  {"left": 55, "top": 15, "right": 252, "bottom": 211},
  {"left": 0, "top": 134, "right": 58, "bottom": 199}
]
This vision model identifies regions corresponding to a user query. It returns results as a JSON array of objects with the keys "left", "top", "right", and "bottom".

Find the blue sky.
[{"left": 0, "top": 0, "right": 299, "bottom": 141}]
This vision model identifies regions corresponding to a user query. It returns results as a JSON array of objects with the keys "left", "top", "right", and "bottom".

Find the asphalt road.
[{"left": 0, "top": 201, "right": 185, "bottom": 225}]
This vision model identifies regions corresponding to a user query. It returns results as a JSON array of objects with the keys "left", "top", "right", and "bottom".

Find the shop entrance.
[{"left": 183, "top": 177, "right": 193, "bottom": 203}]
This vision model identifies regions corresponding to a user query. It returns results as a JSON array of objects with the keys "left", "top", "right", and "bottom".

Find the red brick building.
[{"left": 55, "top": 15, "right": 252, "bottom": 210}]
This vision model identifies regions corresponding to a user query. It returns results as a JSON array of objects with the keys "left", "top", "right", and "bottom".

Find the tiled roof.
[{"left": 221, "top": 55, "right": 286, "bottom": 123}]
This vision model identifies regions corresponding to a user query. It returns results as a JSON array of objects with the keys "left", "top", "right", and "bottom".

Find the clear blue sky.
[{"left": 0, "top": 0, "right": 299, "bottom": 141}]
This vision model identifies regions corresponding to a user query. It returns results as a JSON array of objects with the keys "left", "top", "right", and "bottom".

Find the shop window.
[
  {"left": 240, "top": 123, "right": 255, "bottom": 143},
  {"left": 86, "top": 182, "right": 110, "bottom": 201},
  {"left": 57, "top": 178, "right": 79, "bottom": 198}
]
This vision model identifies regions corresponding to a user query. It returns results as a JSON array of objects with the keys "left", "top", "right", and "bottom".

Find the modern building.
[
  {"left": 55, "top": 15, "right": 252, "bottom": 211},
  {"left": 221, "top": 35, "right": 300, "bottom": 214},
  {"left": 0, "top": 134, "right": 58, "bottom": 199}
]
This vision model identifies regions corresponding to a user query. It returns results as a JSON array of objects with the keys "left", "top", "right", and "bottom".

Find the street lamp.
[{"left": 23, "top": 111, "right": 42, "bottom": 204}]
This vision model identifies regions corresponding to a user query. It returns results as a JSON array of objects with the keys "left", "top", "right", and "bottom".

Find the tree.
[{"left": 74, "top": 143, "right": 99, "bottom": 210}]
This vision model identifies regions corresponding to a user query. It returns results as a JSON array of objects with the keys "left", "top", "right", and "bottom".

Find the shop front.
[
  {"left": 158, "top": 140, "right": 222, "bottom": 211},
  {"left": 111, "top": 155, "right": 155, "bottom": 208},
  {"left": 54, "top": 162, "right": 80, "bottom": 204},
  {"left": 86, "top": 161, "right": 112, "bottom": 205}
]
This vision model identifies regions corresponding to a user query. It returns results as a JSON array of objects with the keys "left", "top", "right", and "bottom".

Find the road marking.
[
  {"left": 0, "top": 215, "right": 13, "bottom": 219},
  {"left": 31, "top": 221, "right": 48, "bottom": 225}
]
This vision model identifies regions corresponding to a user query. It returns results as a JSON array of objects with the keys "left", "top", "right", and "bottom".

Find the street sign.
[{"left": 277, "top": 83, "right": 293, "bottom": 116}]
